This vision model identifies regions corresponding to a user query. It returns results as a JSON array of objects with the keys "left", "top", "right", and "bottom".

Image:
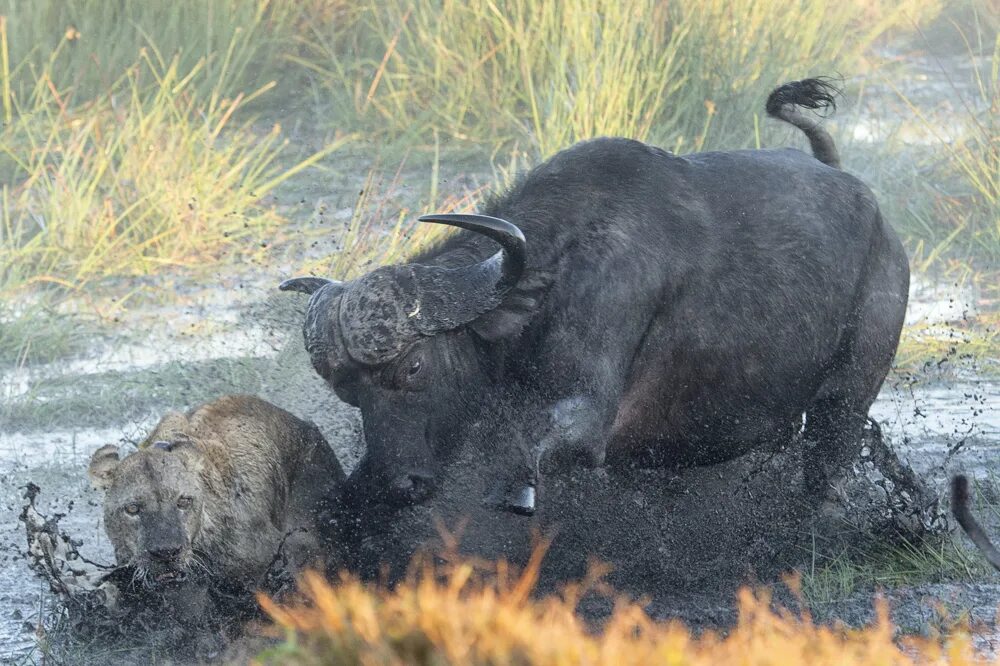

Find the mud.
[{"left": 4, "top": 291, "right": 997, "bottom": 663}]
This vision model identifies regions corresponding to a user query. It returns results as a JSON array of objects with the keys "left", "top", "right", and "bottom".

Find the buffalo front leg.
[
  {"left": 485, "top": 394, "right": 616, "bottom": 516},
  {"left": 536, "top": 395, "right": 610, "bottom": 471}
]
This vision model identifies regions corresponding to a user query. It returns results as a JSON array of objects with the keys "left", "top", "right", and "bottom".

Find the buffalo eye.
[
  {"left": 124, "top": 503, "right": 141, "bottom": 516},
  {"left": 391, "top": 352, "right": 426, "bottom": 389},
  {"left": 177, "top": 496, "right": 193, "bottom": 510}
]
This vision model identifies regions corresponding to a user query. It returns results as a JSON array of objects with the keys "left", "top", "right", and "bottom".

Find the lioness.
[{"left": 88, "top": 395, "right": 344, "bottom": 593}]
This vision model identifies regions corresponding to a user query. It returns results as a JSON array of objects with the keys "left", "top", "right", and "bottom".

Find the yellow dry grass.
[
  {"left": 0, "top": 20, "right": 350, "bottom": 295},
  {"left": 258, "top": 547, "right": 998, "bottom": 666},
  {"left": 894, "top": 311, "right": 1000, "bottom": 375}
]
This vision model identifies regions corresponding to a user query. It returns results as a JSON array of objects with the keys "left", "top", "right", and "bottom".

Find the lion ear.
[
  {"left": 162, "top": 437, "right": 205, "bottom": 473},
  {"left": 143, "top": 411, "right": 189, "bottom": 445},
  {"left": 88, "top": 445, "right": 121, "bottom": 491}
]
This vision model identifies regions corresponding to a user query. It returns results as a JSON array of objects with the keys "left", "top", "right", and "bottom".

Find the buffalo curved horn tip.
[
  {"left": 279, "top": 276, "right": 337, "bottom": 295},
  {"left": 417, "top": 213, "right": 527, "bottom": 290},
  {"left": 417, "top": 213, "right": 524, "bottom": 240}
]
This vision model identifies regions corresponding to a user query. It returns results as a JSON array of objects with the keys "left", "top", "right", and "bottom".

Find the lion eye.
[
  {"left": 124, "top": 503, "right": 141, "bottom": 516},
  {"left": 177, "top": 496, "right": 193, "bottom": 510}
]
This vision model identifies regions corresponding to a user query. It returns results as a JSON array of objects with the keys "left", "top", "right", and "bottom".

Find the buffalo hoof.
[{"left": 484, "top": 484, "right": 535, "bottom": 516}]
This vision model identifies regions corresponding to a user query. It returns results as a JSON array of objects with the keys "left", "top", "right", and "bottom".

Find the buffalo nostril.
[{"left": 149, "top": 546, "right": 182, "bottom": 561}]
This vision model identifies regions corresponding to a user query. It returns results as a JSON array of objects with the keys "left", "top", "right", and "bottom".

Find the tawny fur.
[{"left": 89, "top": 395, "right": 344, "bottom": 588}]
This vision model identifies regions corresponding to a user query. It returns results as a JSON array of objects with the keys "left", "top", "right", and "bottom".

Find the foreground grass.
[{"left": 259, "top": 548, "right": 996, "bottom": 665}]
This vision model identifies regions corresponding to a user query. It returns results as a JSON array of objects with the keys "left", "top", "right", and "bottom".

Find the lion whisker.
[{"left": 190, "top": 550, "right": 214, "bottom": 578}]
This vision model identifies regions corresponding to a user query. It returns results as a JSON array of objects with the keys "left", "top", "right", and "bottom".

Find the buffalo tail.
[
  {"left": 951, "top": 474, "right": 1000, "bottom": 571},
  {"left": 766, "top": 77, "right": 842, "bottom": 169}
]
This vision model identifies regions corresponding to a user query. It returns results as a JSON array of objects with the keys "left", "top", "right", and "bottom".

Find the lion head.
[{"left": 89, "top": 421, "right": 210, "bottom": 586}]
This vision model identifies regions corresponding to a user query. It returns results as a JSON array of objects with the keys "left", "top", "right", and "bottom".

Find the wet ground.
[
  {"left": 2, "top": 262, "right": 997, "bottom": 664},
  {"left": 2, "top": 50, "right": 998, "bottom": 663}
]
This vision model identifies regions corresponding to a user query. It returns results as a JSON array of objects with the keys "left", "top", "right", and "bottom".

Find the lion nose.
[{"left": 148, "top": 545, "right": 182, "bottom": 561}]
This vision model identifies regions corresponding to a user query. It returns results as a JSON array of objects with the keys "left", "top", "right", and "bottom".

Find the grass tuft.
[
  {"left": 0, "top": 303, "right": 94, "bottom": 367},
  {"left": 802, "top": 535, "right": 997, "bottom": 606},
  {"left": 299, "top": 0, "right": 943, "bottom": 156},
  {"left": 0, "top": 24, "right": 351, "bottom": 295},
  {"left": 259, "top": 546, "right": 994, "bottom": 665}
]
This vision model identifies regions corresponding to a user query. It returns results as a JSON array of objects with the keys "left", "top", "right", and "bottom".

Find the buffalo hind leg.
[
  {"left": 802, "top": 397, "right": 868, "bottom": 504},
  {"left": 803, "top": 220, "right": 908, "bottom": 506}
]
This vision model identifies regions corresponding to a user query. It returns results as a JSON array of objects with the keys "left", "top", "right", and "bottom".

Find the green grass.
[
  {"left": 802, "top": 475, "right": 1000, "bottom": 606},
  {"left": 0, "top": 0, "right": 303, "bottom": 102},
  {"left": 296, "top": 0, "right": 942, "bottom": 157},
  {"left": 1, "top": 356, "right": 269, "bottom": 431},
  {"left": 663, "top": 0, "right": 941, "bottom": 151},
  {"left": 0, "top": 29, "right": 351, "bottom": 295},
  {"left": 0, "top": 304, "right": 97, "bottom": 367},
  {"left": 887, "top": 27, "right": 999, "bottom": 280},
  {"left": 802, "top": 535, "right": 995, "bottom": 606}
]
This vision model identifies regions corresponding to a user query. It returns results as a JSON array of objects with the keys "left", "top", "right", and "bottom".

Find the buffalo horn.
[
  {"left": 417, "top": 214, "right": 526, "bottom": 293},
  {"left": 403, "top": 213, "right": 526, "bottom": 332},
  {"left": 279, "top": 276, "right": 339, "bottom": 295}
]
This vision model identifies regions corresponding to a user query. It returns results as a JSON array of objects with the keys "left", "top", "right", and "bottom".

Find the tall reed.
[{"left": 0, "top": 27, "right": 350, "bottom": 293}]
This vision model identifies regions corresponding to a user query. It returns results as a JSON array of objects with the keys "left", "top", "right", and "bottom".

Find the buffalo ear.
[
  {"left": 469, "top": 270, "right": 553, "bottom": 342},
  {"left": 88, "top": 445, "right": 121, "bottom": 491}
]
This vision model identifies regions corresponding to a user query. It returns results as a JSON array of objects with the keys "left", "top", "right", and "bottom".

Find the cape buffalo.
[{"left": 281, "top": 78, "right": 909, "bottom": 515}]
